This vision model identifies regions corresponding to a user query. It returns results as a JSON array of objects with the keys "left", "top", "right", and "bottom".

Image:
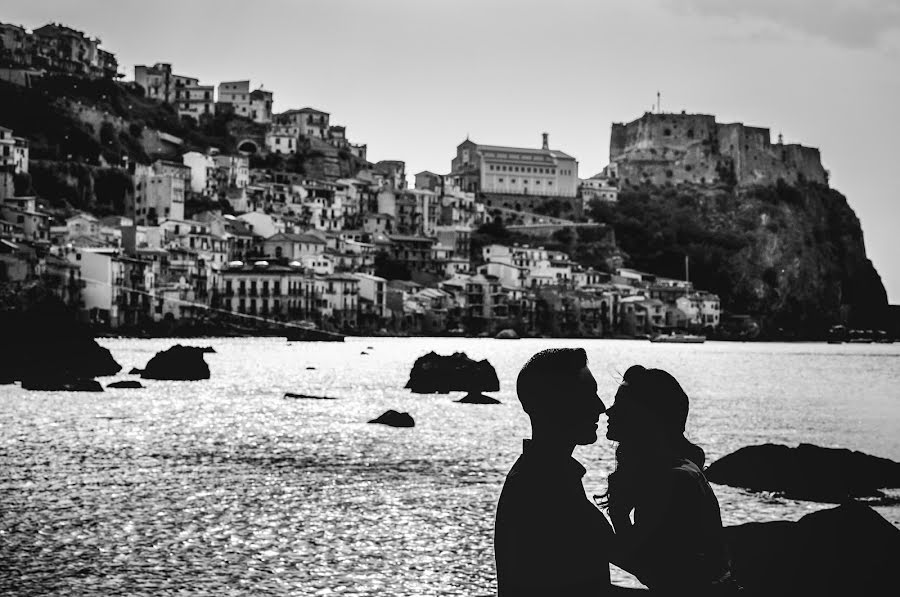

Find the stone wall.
[{"left": 610, "top": 112, "right": 827, "bottom": 187}]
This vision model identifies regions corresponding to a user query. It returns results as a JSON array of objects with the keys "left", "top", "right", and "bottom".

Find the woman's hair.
[{"left": 598, "top": 365, "right": 705, "bottom": 509}]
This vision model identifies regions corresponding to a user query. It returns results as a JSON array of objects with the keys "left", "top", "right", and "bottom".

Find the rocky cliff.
[{"left": 590, "top": 181, "right": 888, "bottom": 337}]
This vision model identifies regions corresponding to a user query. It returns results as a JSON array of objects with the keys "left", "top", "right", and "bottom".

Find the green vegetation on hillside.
[{"left": 589, "top": 181, "right": 888, "bottom": 335}]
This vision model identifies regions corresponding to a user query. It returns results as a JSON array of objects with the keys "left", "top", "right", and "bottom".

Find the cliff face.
[{"left": 590, "top": 181, "right": 888, "bottom": 336}]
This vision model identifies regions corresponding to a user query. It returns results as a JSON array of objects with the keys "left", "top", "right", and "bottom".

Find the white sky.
[{"left": 6, "top": 0, "right": 900, "bottom": 301}]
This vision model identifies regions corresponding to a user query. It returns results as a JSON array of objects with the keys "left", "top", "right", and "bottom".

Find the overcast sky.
[{"left": 7, "top": 0, "right": 900, "bottom": 301}]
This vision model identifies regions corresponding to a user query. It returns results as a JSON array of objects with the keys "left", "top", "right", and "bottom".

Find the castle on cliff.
[{"left": 608, "top": 112, "right": 827, "bottom": 187}]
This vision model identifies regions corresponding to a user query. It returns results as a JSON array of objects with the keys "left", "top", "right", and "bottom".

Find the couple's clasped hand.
[{"left": 495, "top": 349, "right": 740, "bottom": 596}]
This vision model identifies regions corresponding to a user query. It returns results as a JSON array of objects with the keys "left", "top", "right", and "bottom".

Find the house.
[
  {"left": 261, "top": 231, "right": 326, "bottom": 260},
  {"left": 353, "top": 273, "right": 388, "bottom": 319},
  {"left": 276, "top": 108, "right": 330, "bottom": 139},
  {"left": 134, "top": 63, "right": 199, "bottom": 102},
  {"left": 65, "top": 213, "right": 100, "bottom": 239},
  {"left": 0, "top": 126, "right": 29, "bottom": 173},
  {"left": 175, "top": 84, "right": 215, "bottom": 120},
  {"left": 182, "top": 151, "right": 217, "bottom": 195},
  {"left": 676, "top": 292, "right": 721, "bottom": 329},
  {"left": 69, "top": 248, "right": 153, "bottom": 327},
  {"left": 265, "top": 125, "right": 300, "bottom": 155}
]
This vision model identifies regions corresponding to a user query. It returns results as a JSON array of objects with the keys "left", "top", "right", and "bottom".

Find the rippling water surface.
[{"left": 2, "top": 337, "right": 899, "bottom": 595}]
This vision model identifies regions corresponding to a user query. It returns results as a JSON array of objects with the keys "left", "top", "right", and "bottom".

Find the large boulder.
[
  {"left": 140, "top": 345, "right": 210, "bottom": 380},
  {"left": 706, "top": 443, "right": 900, "bottom": 502},
  {"left": 725, "top": 503, "right": 900, "bottom": 597},
  {"left": 368, "top": 410, "right": 415, "bottom": 428},
  {"left": 405, "top": 351, "right": 500, "bottom": 394},
  {"left": 0, "top": 296, "right": 121, "bottom": 382}
]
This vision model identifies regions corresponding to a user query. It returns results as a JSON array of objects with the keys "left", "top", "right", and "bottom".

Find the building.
[
  {"left": 175, "top": 84, "right": 215, "bottom": 120},
  {"left": 248, "top": 89, "right": 273, "bottom": 124},
  {"left": 675, "top": 292, "right": 721, "bottom": 329},
  {"left": 30, "top": 23, "right": 118, "bottom": 78},
  {"left": 134, "top": 63, "right": 200, "bottom": 103},
  {"left": 0, "top": 126, "right": 28, "bottom": 174},
  {"left": 415, "top": 171, "right": 442, "bottom": 192},
  {"left": 218, "top": 81, "right": 272, "bottom": 123},
  {"left": 609, "top": 111, "right": 828, "bottom": 187},
  {"left": 1, "top": 196, "right": 50, "bottom": 243},
  {"left": 212, "top": 154, "right": 250, "bottom": 189},
  {"left": 266, "top": 125, "right": 300, "bottom": 155},
  {"left": 276, "top": 108, "right": 330, "bottom": 139},
  {"left": 450, "top": 133, "right": 578, "bottom": 197},
  {"left": 354, "top": 273, "right": 388, "bottom": 320},
  {"left": 0, "top": 22, "right": 31, "bottom": 67},
  {"left": 132, "top": 161, "right": 190, "bottom": 225},
  {"left": 69, "top": 248, "right": 153, "bottom": 327},
  {"left": 182, "top": 151, "right": 217, "bottom": 195},
  {"left": 261, "top": 231, "right": 326, "bottom": 260},
  {"left": 580, "top": 171, "right": 618, "bottom": 207}
]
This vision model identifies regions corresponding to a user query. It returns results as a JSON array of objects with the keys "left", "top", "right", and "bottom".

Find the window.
[{"left": 498, "top": 178, "right": 504, "bottom": 183}]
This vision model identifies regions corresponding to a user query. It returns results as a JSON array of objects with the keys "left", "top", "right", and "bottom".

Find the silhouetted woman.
[{"left": 602, "top": 365, "right": 740, "bottom": 595}]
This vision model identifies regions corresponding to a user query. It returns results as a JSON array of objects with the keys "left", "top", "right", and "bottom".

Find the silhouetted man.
[{"left": 495, "top": 348, "right": 614, "bottom": 596}]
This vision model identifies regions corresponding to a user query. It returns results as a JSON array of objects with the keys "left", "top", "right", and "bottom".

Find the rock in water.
[
  {"left": 107, "top": 380, "right": 144, "bottom": 389},
  {"left": 405, "top": 351, "right": 500, "bottom": 394},
  {"left": 140, "top": 345, "right": 210, "bottom": 380},
  {"left": 0, "top": 296, "right": 121, "bottom": 382},
  {"left": 21, "top": 376, "right": 103, "bottom": 392},
  {"left": 128, "top": 367, "right": 143, "bottom": 375},
  {"left": 705, "top": 443, "right": 900, "bottom": 502},
  {"left": 199, "top": 346, "right": 216, "bottom": 353},
  {"left": 725, "top": 502, "right": 900, "bottom": 597},
  {"left": 456, "top": 392, "right": 501, "bottom": 404},
  {"left": 368, "top": 410, "right": 415, "bottom": 428}
]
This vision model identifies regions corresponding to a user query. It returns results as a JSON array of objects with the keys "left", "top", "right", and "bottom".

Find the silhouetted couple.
[{"left": 495, "top": 348, "right": 740, "bottom": 595}]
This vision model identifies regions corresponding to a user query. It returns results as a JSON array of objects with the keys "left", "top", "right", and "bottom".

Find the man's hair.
[{"left": 516, "top": 348, "right": 588, "bottom": 415}]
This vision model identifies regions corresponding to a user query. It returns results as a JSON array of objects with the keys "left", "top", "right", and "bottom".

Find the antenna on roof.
[
  {"left": 657, "top": 91, "right": 661, "bottom": 113},
  {"left": 778, "top": 131, "right": 783, "bottom": 144}
]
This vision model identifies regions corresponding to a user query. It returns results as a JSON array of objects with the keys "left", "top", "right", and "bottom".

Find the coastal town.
[{"left": 0, "top": 21, "right": 857, "bottom": 340}]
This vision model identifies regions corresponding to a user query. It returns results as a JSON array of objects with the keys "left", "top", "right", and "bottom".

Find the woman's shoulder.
[{"left": 668, "top": 459, "right": 709, "bottom": 492}]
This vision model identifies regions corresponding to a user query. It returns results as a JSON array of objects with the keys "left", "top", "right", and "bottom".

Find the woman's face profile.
[{"left": 605, "top": 382, "right": 652, "bottom": 443}]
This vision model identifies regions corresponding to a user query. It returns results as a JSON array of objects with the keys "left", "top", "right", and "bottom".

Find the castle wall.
[{"left": 612, "top": 112, "right": 827, "bottom": 188}]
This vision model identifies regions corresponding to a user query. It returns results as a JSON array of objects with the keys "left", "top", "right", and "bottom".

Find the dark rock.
[
  {"left": 706, "top": 443, "right": 900, "bottom": 502},
  {"left": 21, "top": 376, "right": 104, "bottom": 392},
  {"left": 0, "top": 296, "right": 121, "bottom": 382},
  {"left": 128, "top": 368, "right": 143, "bottom": 375},
  {"left": 456, "top": 392, "right": 501, "bottom": 404},
  {"left": 107, "top": 380, "right": 144, "bottom": 389},
  {"left": 305, "top": 367, "right": 316, "bottom": 370},
  {"left": 284, "top": 392, "right": 335, "bottom": 400},
  {"left": 368, "top": 409, "right": 415, "bottom": 428},
  {"left": 405, "top": 351, "right": 500, "bottom": 394},
  {"left": 725, "top": 502, "right": 900, "bottom": 597},
  {"left": 199, "top": 346, "right": 216, "bottom": 353},
  {"left": 361, "top": 351, "right": 369, "bottom": 355},
  {"left": 140, "top": 345, "right": 210, "bottom": 380}
]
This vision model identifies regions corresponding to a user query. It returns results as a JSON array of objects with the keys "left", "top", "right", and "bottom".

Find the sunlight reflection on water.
[{"left": 1, "top": 337, "right": 898, "bottom": 594}]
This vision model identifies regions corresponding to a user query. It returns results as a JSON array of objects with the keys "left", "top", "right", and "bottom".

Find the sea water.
[{"left": 2, "top": 337, "right": 899, "bottom": 595}]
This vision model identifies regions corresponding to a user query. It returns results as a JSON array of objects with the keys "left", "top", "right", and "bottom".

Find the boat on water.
[
  {"left": 284, "top": 322, "right": 345, "bottom": 342},
  {"left": 649, "top": 332, "right": 706, "bottom": 344}
]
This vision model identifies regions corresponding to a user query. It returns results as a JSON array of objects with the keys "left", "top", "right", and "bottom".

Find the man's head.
[{"left": 516, "top": 348, "right": 606, "bottom": 445}]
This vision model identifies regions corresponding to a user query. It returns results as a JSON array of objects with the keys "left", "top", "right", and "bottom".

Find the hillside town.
[{"left": 1, "top": 21, "right": 759, "bottom": 338}]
